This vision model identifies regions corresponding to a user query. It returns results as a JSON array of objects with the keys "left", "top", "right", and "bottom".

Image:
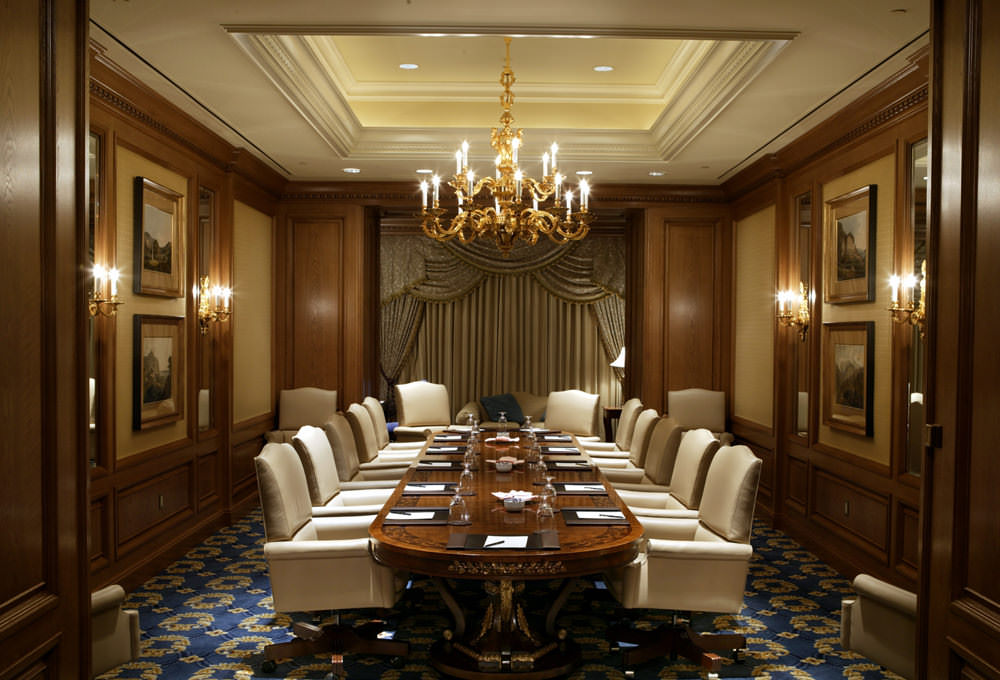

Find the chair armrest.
[
  {"left": 311, "top": 515, "right": 375, "bottom": 539},
  {"left": 584, "top": 441, "right": 619, "bottom": 451},
  {"left": 633, "top": 516, "right": 700, "bottom": 540},
  {"left": 591, "top": 457, "right": 631, "bottom": 468},
  {"left": 612, "top": 482, "right": 673, "bottom": 493},
  {"left": 91, "top": 584, "right": 126, "bottom": 615},
  {"left": 372, "top": 450, "right": 421, "bottom": 462},
  {"left": 601, "top": 467, "right": 646, "bottom": 484},
  {"left": 264, "top": 537, "right": 372, "bottom": 559},
  {"left": 340, "top": 480, "right": 400, "bottom": 490},
  {"left": 631, "top": 506, "right": 698, "bottom": 519},
  {"left": 312, "top": 503, "right": 386, "bottom": 517},
  {"left": 853, "top": 574, "right": 917, "bottom": 616},
  {"left": 455, "top": 401, "right": 484, "bottom": 424},
  {"left": 587, "top": 449, "right": 630, "bottom": 459},
  {"left": 359, "top": 459, "right": 412, "bottom": 470},
  {"left": 381, "top": 441, "right": 425, "bottom": 451},
  {"left": 646, "top": 537, "right": 753, "bottom": 561}
]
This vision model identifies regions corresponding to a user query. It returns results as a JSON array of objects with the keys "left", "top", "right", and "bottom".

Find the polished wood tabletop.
[{"left": 369, "top": 434, "right": 644, "bottom": 580}]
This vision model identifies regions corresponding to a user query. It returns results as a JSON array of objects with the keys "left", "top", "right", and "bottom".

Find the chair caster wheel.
[{"left": 261, "top": 659, "right": 277, "bottom": 673}]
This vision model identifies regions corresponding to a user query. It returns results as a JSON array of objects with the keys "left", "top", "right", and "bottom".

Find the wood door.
[
  {"left": 920, "top": 0, "right": 1000, "bottom": 677},
  {"left": 0, "top": 1, "right": 89, "bottom": 675}
]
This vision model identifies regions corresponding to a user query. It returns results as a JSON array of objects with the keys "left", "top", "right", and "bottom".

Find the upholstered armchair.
[
  {"left": 841, "top": 574, "right": 916, "bottom": 679},
  {"left": 544, "top": 388, "right": 602, "bottom": 440},
  {"left": 613, "top": 428, "right": 721, "bottom": 517},
  {"left": 599, "top": 416, "right": 682, "bottom": 485},
  {"left": 584, "top": 397, "right": 644, "bottom": 453},
  {"left": 324, "top": 413, "right": 410, "bottom": 485},
  {"left": 362, "top": 396, "right": 424, "bottom": 452},
  {"left": 284, "top": 434, "right": 394, "bottom": 516},
  {"left": 604, "top": 445, "right": 762, "bottom": 676},
  {"left": 265, "top": 387, "right": 338, "bottom": 444},
  {"left": 91, "top": 584, "right": 140, "bottom": 678},
  {"left": 667, "top": 388, "right": 734, "bottom": 446},
  {"left": 254, "top": 443, "right": 408, "bottom": 671},
  {"left": 394, "top": 381, "right": 453, "bottom": 441},
  {"left": 345, "top": 403, "right": 422, "bottom": 465}
]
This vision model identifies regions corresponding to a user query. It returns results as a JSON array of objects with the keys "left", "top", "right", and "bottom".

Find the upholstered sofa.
[
  {"left": 455, "top": 391, "right": 549, "bottom": 428},
  {"left": 455, "top": 389, "right": 602, "bottom": 439}
]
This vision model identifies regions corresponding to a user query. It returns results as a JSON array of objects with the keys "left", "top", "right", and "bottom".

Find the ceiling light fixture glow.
[
  {"left": 399, "top": 63, "right": 419, "bottom": 70},
  {"left": 648, "top": 171, "right": 665, "bottom": 177},
  {"left": 416, "top": 169, "right": 433, "bottom": 174},
  {"left": 593, "top": 65, "right": 614, "bottom": 72},
  {"left": 343, "top": 168, "right": 361, "bottom": 174}
]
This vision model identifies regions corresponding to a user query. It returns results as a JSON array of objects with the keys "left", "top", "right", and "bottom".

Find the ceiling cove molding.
[
  {"left": 651, "top": 38, "right": 790, "bottom": 161},
  {"left": 229, "top": 32, "right": 362, "bottom": 157}
]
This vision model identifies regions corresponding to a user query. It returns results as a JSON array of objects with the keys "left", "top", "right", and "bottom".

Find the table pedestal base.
[{"left": 429, "top": 579, "right": 580, "bottom": 679}]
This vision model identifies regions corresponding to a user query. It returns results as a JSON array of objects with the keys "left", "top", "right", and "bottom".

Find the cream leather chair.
[
  {"left": 266, "top": 387, "right": 338, "bottom": 444},
  {"left": 394, "top": 381, "right": 453, "bottom": 442},
  {"left": 544, "top": 389, "right": 602, "bottom": 440},
  {"left": 614, "top": 428, "right": 721, "bottom": 517},
  {"left": 584, "top": 397, "right": 643, "bottom": 453},
  {"left": 91, "top": 584, "right": 140, "bottom": 678},
  {"left": 324, "top": 413, "right": 409, "bottom": 484},
  {"left": 841, "top": 574, "right": 917, "bottom": 679},
  {"left": 285, "top": 434, "right": 394, "bottom": 516},
  {"left": 667, "top": 388, "right": 734, "bottom": 446},
  {"left": 362, "top": 396, "right": 424, "bottom": 452},
  {"left": 590, "top": 409, "right": 660, "bottom": 480},
  {"left": 254, "top": 443, "right": 408, "bottom": 671},
  {"left": 604, "top": 444, "right": 762, "bottom": 676},
  {"left": 346, "top": 403, "right": 421, "bottom": 465},
  {"left": 599, "top": 416, "right": 682, "bottom": 485}
]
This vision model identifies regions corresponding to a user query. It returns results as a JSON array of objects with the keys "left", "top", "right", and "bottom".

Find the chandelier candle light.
[{"left": 418, "top": 38, "right": 593, "bottom": 256}]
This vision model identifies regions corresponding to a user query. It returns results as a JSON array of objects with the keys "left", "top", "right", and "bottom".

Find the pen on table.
[
  {"left": 598, "top": 513, "right": 624, "bottom": 519},
  {"left": 483, "top": 540, "right": 505, "bottom": 548}
]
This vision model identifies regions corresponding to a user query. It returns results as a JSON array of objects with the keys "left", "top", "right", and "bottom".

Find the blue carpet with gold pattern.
[{"left": 98, "top": 511, "right": 903, "bottom": 679}]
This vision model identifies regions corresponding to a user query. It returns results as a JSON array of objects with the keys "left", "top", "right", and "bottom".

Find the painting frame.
[
  {"left": 822, "top": 321, "right": 874, "bottom": 437},
  {"left": 824, "top": 184, "right": 877, "bottom": 303},
  {"left": 133, "top": 176, "right": 184, "bottom": 297},
  {"left": 133, "top": 314, "right": 185, "bottom": 431}
]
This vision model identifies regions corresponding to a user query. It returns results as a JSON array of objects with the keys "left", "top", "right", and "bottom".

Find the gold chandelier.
[{"left": 419, "top": 38, "right": 593, "bottom": 257}]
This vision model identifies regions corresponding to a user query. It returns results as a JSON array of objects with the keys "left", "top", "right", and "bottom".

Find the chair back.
[
  {"left": 277, "top": 387, "right": 338, "bottom": 431},
  {"left": 666, "top": 428, "right": 720, "bottom": 508},
  {"left": 667, "top": 388, "right": 726, "bottom": 433},
  {"left": 639, "top": 416, "right": 683, "bottom": 484},
  {"left": 255, "top": 442, "right": 315, "bottom": 542},
  {"left": 698, "top": 445, "right": 761, "bottom": 543},
  {"left": 323, "top": 413, "right": 362, "bottom": 482},
  {"left": 346, "top": 402, "right": 380, "bottom": 463},
  {"left": 363, "top": 396, "right": 391, "bottom": 449},
  {"left": 290, "top": 425, "right": 343, "bottom": 506},
  {"left": 614, "top": 398, "right": 643, "bottom": 450},
  {"left": 545, "top": 389, "right": 600, "bottom": 436},
  {"left": 395, "top": 381, "right": 451, "bottom": 426},
  {"left": 627, "top": 409, "right": 660, "bottom": 467}
]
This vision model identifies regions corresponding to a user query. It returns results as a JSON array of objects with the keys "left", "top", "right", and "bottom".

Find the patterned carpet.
[{"left": 98, "top": 510, "right": 904, "bottom": 679}]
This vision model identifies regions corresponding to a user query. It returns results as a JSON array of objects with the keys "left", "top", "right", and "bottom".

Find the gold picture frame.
[
  {"left": 134, "top": 176, "right": 184, "bottom": 297},
  {"left": 133, "top": 315, "right": 185, "bottom": 430},
  {"left": 824, "top": 185, "right": 876, "bottom": 303},
  {"left": 822, "top": 321, "right": 874, "bottom": 437}
]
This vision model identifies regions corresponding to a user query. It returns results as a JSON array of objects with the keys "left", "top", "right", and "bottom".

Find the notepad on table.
[
  {"left": 386, "top": 510, "right": 437, "bottom": 520},
  {"left": 482, "top": 535, "right": 529, "bottom": 549}
]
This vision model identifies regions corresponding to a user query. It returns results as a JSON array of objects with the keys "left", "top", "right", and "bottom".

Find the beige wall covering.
[
  {"left": 232, "top": 201, "right": 273, "bottom": 424},
  {"left": 733, "top": 205, "right": 776, "bottom": 429},
  {"left": 819, "top": 154, "right": 895, "bottom": 465},
  {"left": 115, "top": 147, "right": 188, "bottom": 459}
]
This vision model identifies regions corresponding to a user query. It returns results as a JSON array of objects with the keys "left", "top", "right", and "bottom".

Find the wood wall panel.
[
  {"left": 666, "top": 223, "right": 718, "bottom": 391},
  {"left": 291, "top": 219, "right": 343, "bottom": 389},
  {"left": 896, "top": 501, "right": 920, "bottom": 574},
  {"left": 786, "top": 456, "right": 808, "bottom": 513},
  {"left": 116, "top": 464, "right": 194, "bottom": 549},
  {"left": 197, "top": 452, "right": 218, "bottom": 503},
  {"left": 811, "top": 469, "right": 890, "bottom": 555}
]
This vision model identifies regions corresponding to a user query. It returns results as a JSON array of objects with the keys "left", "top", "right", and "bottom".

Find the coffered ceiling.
[{"left": 89, "top": 1, "right": 928, "bottom": 185}]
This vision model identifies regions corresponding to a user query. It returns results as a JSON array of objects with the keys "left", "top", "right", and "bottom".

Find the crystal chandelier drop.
[{"left": 418, "top": 38, "right": 593, "bottom": 257}]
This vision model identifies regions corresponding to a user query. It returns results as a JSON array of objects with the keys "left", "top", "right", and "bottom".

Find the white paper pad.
[
  {"left": 543, "top": 436, "right": 572, "bottom": 441},
  {"left": 562, "top": 483, "right": 605, "bottom": 492},
  {"left": 482, "top": 535, "right": 528, "bottom": 549},
  {"left": 386, "top": 510, "right": 436, "bottom": 520},
  {"left": 554, "top": 462, "right": 590, "bottom": 468},
  {"left": 429, "top": 446, "right": 459, "bottom": 452},
  {"left": 576, "top": 510, "right": 624, "bottom": 520},
  {"left": 419, "top": 461, "right": 453, "bottom": 467},
  {"left": 435, "top": 435, "right": 463, "bottom": 441},
  {"left": 546, "top": 447, "right": 579, "bottom": 453},
  {"left": 405, "top": 484, "right": 446, "bottom": 491}
]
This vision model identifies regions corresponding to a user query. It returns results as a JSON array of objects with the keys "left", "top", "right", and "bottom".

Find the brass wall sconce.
[
  {"left": 888, "top": 260, "right": 926, "bottom": 337},
  {"left": 197, "top": 276, "right": 231, "bottom": 335},
  {"left": 777, "top": 282, "right": 811, "bottom": 341},
  {"left": 89, "top": 264, "right": 123, "bottom": 317}
]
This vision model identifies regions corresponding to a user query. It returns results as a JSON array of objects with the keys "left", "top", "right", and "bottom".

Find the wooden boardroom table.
[{"left": 369, "top": 430, "right": 644, "bottom": 679}]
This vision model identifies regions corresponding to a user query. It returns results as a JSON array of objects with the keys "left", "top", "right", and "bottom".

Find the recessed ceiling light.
[
  {"left": 890, "top": 8, "right": 907, "bottom": 14},
  {"left": 343, "top": 168, "right": 361, "bottom": 174},
  {"left": 593, "top": 65, "right": 614, "bottom": 72},
  {"left": 576, "top": 170, "right": 593, "bottom": 176},
  {"left": 416, "top": 169, "right": 433, "bottom": 175},
  {"left": 399, "top": 63, "right": 419, "bottom": 70},
  {"left": 648, "top": 170, "right": 665, "bottom": 177}
]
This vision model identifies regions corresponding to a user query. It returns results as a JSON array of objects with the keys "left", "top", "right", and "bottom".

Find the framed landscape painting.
[
  {"left": 133, "top": 315, "right": 185, "bottom": 430},
  {"left": 822, "top": 321, "right": 874, "bottom": 437},
  {"left": 133, "top": 176, "right": 184, "bottom": 297},
  {"left": 824, "top": 185, "right": 877, "bottom": 303}
]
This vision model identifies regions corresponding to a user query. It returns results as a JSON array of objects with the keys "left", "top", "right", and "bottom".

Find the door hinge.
[{"left": 924, "top": 423, "right": 943, "bottom": 449}]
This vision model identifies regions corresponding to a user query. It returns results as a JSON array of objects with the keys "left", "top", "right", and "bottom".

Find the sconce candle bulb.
[
  {"left": 888, "top": 260, "right": 926, "bottom": 337},
  {"left": 198, "top": 276, "right": 232, "bottom": 335},
  {"left": 777, "top": 281, "right": 811, "bottom": 341},
  {"left": 89, "top": 263, "right": 123, "bottom": 317}
]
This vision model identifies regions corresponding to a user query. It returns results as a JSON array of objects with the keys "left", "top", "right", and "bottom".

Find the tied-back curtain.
[{"left": 380, "top": 234, "right": 625, "bottom": 416}]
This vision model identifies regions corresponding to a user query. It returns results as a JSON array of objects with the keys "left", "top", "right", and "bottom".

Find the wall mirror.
[
  {"left": 792, "top": 190, "right": 812, "bottom": 439},
  {"left": 904, "top": 139, "right": 927, "bottom": 475},
  {"left": 87, "top": 131, "right": 101, "bottom": 468},
  {"left": 197, "top": 186, "right": 216, "bottom": 433}
]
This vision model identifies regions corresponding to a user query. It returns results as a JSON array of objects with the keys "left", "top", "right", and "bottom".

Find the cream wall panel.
[
  {"left": 115, "top": 147, "right": 188, "bottom": 459},
  {"left": 819, "top": 154, "right": 895, "bottom": 465},
  {"left": 733, "top": 205, "right": 776, "bottom": 429},
  {"left": 232, "top": 201, "right": 273, "bottom": 423}
]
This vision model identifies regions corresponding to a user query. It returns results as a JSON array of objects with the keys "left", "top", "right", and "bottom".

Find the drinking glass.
[
  {"left": 522, "top": 415, "right": 533, "bottom": 432},
  {"left": 537, "top": 475, "right": 556, "bottom": 518},
  {"left": 448, "top": 491, "right": 470, "bottom": 525},
  {"left": 497, "top": 411, "right": 508, "bottom": 439},
  {"left": 457, "top": 464, "right": 475, "bottom": 495}
]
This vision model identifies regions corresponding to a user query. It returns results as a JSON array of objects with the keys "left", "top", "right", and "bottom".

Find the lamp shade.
[{"left": 610, "top": 347, "right": 626, "bottom": 369}]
